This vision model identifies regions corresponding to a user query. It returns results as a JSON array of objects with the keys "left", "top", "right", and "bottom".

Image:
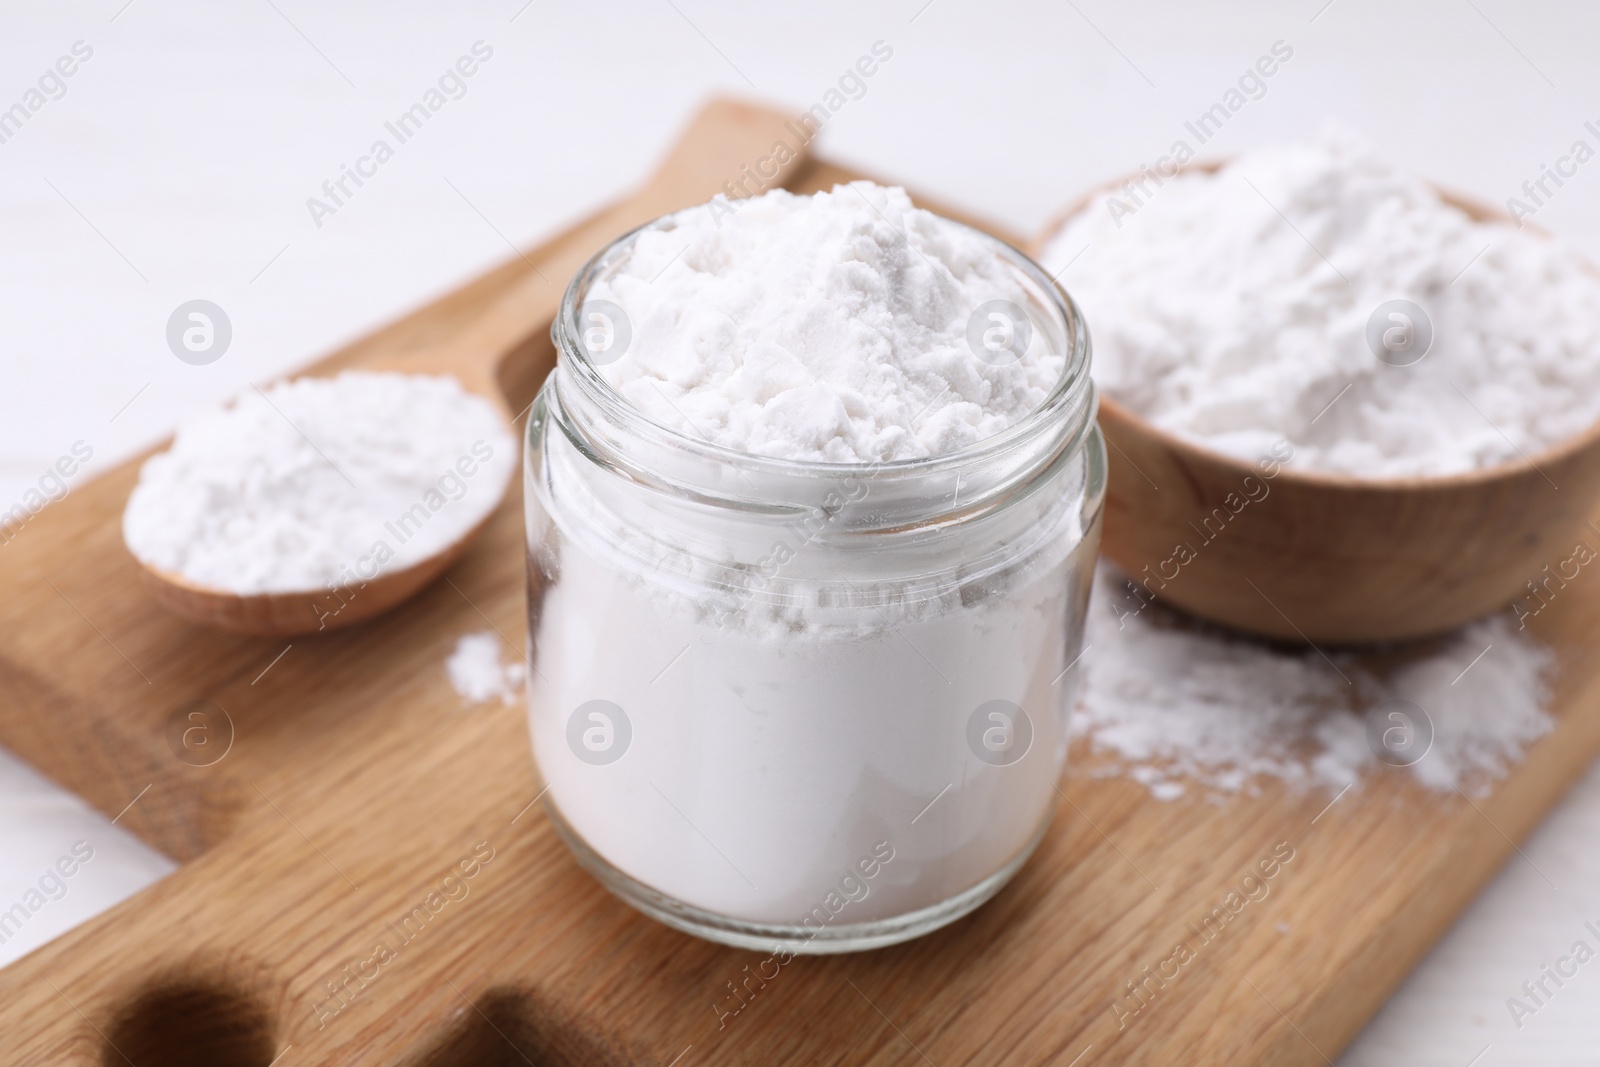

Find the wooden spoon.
[
  {"left": 136, "top": 97, "right": 812, "bottom": 636},
  {"left": 1032, "top": 163, "right": 1600, "bottom": 644}
]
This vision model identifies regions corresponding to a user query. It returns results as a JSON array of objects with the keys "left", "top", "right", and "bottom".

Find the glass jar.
[{"left": 523, "top": 214, "right": 1104, "bottom": 953}]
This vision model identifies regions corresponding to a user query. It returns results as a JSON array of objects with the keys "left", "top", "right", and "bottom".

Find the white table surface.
[
  {"left": 2, "top": 1, "right": 1598, "bottom": 1060},
  {"left": 0, "top": 750, "right": 173, "bottom": 971}
]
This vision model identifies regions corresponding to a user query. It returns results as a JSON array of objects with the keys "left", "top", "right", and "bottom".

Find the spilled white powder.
[
  {"left": 1073, "top": 567, "right": 1556, "bottom": 800},
  {"left": 1043, "top": 126, "right": 1600, "bottom": 477},
  {"left": 123, "top": 372, "right": 516, "bottom": 594},
  {"left": 591, "top": 181, "right": 1062, "bottom": 463},
  {"left": 446, "top": 631, "right": 524, "bottom": 705}
]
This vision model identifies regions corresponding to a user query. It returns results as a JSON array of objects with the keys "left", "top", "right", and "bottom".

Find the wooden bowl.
[
  {"left": 1037, "top": 169, "right": 1600, "bottom": 644},
  {"left": 1094, "top": 395, "right": 1600, "bottom": 644}
]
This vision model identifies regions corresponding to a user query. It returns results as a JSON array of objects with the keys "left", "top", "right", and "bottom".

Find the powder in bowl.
[{"left": 1043, "top": 125, "right": 1600, "bottom": 478}]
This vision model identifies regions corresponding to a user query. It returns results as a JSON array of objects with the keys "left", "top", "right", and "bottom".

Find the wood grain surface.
[{"left": 3, "top": 103, "right": 1599, "bottom": 1067}]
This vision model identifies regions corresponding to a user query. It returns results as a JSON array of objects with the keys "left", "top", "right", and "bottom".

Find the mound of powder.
[
  {"left": 590, "top": 181, "right": 1064, "bottom": 463},
  {"left": 123, "top": 372, "right": 516, "bottom": 594},
  {"left": 1042, "top": 126, "right": 1600, "bottom": 477},
  {"left": 445, "top": 630, "right": 524, "bottom": 705},
  {"left": 1072, "top": 567, "right": 1556, "bottom": 800}
]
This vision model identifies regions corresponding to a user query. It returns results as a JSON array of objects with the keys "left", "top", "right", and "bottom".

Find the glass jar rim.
[{"left": 550, "top": 209, "right": 1096, "bottom": 486}]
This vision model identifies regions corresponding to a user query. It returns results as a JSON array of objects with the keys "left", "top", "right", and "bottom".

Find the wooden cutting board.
[{"left": 4, "top": 99, "right": 1599, "bottom": 1066}]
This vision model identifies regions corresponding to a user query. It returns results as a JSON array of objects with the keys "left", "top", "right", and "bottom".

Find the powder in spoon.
[
  {"left": 1073, "top": 567, "right": 1556, "bottom": 800},
  {"left": 1042, "top": 125, "right": 1600, "bottom": 477},
  {"left": 591, "top": 181, "right": 1062, "bottom": 463},
  {"left": 123, "top": 371, "right": 515, "bottom": 594}
]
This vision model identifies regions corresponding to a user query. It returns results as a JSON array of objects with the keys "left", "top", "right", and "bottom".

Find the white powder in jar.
[
  {"left": 1042, "top": 126, "right": 1600, "bottom": 477},
  {"left": 527, "top": 517, "right": 1095, "bottom": 926},
  {"left": 591, "top": 181, "right": 1063, "bottom": 463},
  {"left": 123, "top": 372, "right": 515, "bottom": 594},
  {"left": 527, "top": 187, "right": 1096, "bottom": 934},
  {"left": 1073, "top": 567, "right": 1555, "bottom": 800}
]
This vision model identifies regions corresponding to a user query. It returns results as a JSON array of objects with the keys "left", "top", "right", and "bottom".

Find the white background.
[{"left": 2, "top": 1, "right": 1599, "bottom": 1061}]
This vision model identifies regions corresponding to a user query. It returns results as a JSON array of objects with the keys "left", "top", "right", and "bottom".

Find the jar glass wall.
[{"left": 523, "top": 214, "right": 1105, "bottom": 953}]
